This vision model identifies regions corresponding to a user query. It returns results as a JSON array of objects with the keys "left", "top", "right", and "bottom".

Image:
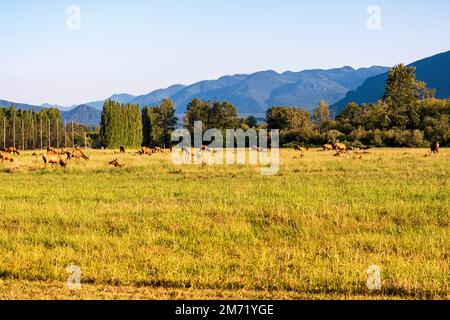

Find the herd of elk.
[
  {"left": 0, "top": 147, "right": 20, "bottom": 155},
  {"left": 0, "top": 140, "right": 445, "bottom": 169}
]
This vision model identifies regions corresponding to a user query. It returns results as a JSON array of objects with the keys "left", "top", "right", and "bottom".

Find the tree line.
[
  {"left": 0, "top": 107, "right": 92, "bottom": 150},
  {"left": 98, "top": 63, "right": 450, "bottom": 149},
  {"left": 266, "top": 64, "right": 449, "bottom": 147}
]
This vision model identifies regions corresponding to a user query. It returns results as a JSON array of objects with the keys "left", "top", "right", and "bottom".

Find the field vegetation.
[{"left": 0, "top": 148, "right": 448, "bottom": 299}]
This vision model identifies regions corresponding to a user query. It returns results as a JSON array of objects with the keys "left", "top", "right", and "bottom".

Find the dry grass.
[{"left": 0, "top": 148, "right": 448, "bottom": 300}]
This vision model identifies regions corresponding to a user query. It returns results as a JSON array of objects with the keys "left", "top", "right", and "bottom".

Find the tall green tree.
[
  {"left": 100, "top": 100, "right": 142, "bottom": 148},
  {"left": 382, "top": 63, "right": 434, "bottom": 130},
  {"left": 142, "top": 99, "right": 177, "bottom": 147},
  {"left": 312, "top": 100, "right": 330, "bottom": 132}
]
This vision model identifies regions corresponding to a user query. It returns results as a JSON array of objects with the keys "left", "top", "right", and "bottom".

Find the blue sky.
[{"left": 1, "top": 0, "right": 449, "bottom": 106}]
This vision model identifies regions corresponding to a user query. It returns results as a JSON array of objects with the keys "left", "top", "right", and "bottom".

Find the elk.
[
  {"left": 2, "top": 147, "right": 20, "bottom": 155},
  {"left": 120, "top": 146, "right": 126, "bottom": 154},
  {"left": 334, "top": 142, "right": 347, "bottom": 152},
  {"left": 138, "top": 147, "right": 152, "bottom": 155},
  {"left": 66, "top": 148, "right": 89, "bottom": 160},
  {"left": 294, "top": 145, "right": 308, "bottom": 152},
  {"left": 322, "top": 144, "right": 333, "bottom": 151},
  {"left": 43, "top": 152, "right": 66, "bottom": 168},
  {"left": 353, "top": 155, "right": 363, "bottom": 160},
  {"left": 0, "top": 151, "right": 14, "bottom": 163},
  {"left": 47, "top": 147, "right": 57, "bottom": 153},
  {"left": 431, "top": 142, "right": 440, "bottom": 154},
  {"left": 109, "top": 159, "right": 122, "bottom": 168},
  {"left": 251, "top": 146, "right": 265, "bottom": 152}
]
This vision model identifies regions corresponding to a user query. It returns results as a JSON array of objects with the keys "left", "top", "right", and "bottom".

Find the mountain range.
[
  {"left": 1, "top": 50, "right": 449, "bottom": 126},
  {"left": 85, "top": 66, "right": 389, "bottom": 116},
  {"left": 331, "top": 50, "right": 450, "bottom": 115}
]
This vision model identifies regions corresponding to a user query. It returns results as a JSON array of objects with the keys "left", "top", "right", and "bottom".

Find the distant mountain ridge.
[
  {"left": 2, "top": 50, "right": 450, "bottom": 125},
  {"left": 0, "top": 99, "right": 43, "bottom": 112},
  {"left": 61, "top": 105, "right": 102, "bottom": 126},
  {"left": 124, "top": 66, "right": 388, "bottom": 115},
  {"left": 0, "top": 65, "right": 397, "bottom": 125},
  {"left": 331, "top": 50, "right": 450, "bottom": 115}
]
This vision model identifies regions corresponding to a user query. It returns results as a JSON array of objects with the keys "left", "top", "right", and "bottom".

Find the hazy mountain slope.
[
  {"left": 130, "top": 85, "right": 186, "bottom": 107},
  {"left": 85, "top": 93, "right": 136, "bottom": 110},
  {"left": 331, "top": 51, "right": 450, "bottom": 115},
  {"left": 0, "top": 99, "right": 43, "bottom": 111},
  {"left": 266, "top": 75, "right": 349, "bottom": 108},
  {"left": 61, "top": 105, "right": 102, "bottom": 126}
]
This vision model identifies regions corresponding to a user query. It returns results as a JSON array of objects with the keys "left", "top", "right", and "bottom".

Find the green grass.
[{"left": 0, "top": 148, "right": 448, "bottom": 299}]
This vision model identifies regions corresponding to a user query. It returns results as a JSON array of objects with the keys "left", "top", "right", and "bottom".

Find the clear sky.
[{"left": 1, "top": 0, "right": 449, "bottom": 106}]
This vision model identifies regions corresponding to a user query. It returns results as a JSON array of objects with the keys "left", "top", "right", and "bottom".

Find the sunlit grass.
[{"left": 0, "top": 148, "right": 449, "bottom": 299}]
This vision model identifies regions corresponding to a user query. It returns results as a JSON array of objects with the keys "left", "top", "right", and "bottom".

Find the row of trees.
[
  {"left": 97, "top": 63, "right": 449, "bottom": 148},
  {"left": 0, "top": 107, "right": 90, "bottom": 150},
  {"left": 99, "top": 98, "right": 240, "bottom": 148}
]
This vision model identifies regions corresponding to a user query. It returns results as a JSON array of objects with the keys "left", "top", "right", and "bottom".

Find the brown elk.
[
  {"left": 353, "top": 155, "right": 362, "bottom": 160},
  {"left": 294, "top": 145, "right": 309, "bottom": 152},
  {"left": 120, "top": 146, "right": 126, "bottom": 153},
  {"left": 109, "top": 159, "right": 122, "bottom": 168},
  {"left": 43, "top": 152, "right": 66, "bottom": 168},
  {"left": 138, "top": 147, "right": 152, "bottom": 155},
  {"left": 47, "top": 147, "right": 57, "bottom": 153},
  {"left": 431, "top": 142, "right": 440, "bottom": 154},
  {"left": 334, "top": 142, "right": 347, "bottom": 151},
  {"left": 3, "top": 147, "right": 20, "bottom": 155},
  {"left": 0, "top": 151, "right": 14, "bottom": 163},
  {"left": 66, "top": 148, "right": 89, "bottom": 160}
]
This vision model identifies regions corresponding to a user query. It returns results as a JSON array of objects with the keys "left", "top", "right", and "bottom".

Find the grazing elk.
[
  {"left": 0, "top": 151, "right": 14, "bottom": 163},
  {"left": 66, "top": 148, "right": 89, "bottom": 160},
  {"left": 138, "top": 147, "right": 152, "bottom": 155},
  {"left": 251, "top": 146, "right": 265, "bottom": 152},
  {"left": 47, "top": 147, "right": 58, "bottom": 153},
  {"left": 109, "top": 159, "right": 122, "bottom": 168},
  {"left": 322, "top": 144, "right": 333, "bottom": 151},
  {"left": 153, "top": 147, "right": 164, "bottom": 153},
  {"left": 119, "top": 146, "right": 126, "bottom": 154},
  {"left": 431, "top": 142, "right": 440, "bottom": 154},
  {"left": 2, "top": 147, "right": 20, "bottom": 155},
  {"left": 294, "top": 145, "right": 308, "bottom": 157},
  {"left": 334, "top": 142, "right": 347, "bottom": 152},
  {"left": 43, "top": 152, "right": 66, "bottom": 168},
  {"left": 294, "top": 145, "right": 308, "bottom": 152}
]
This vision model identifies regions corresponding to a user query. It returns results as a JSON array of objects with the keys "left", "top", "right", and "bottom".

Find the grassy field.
[{"left": 0, "top": 148, "right": 448, "bottom": 300}]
